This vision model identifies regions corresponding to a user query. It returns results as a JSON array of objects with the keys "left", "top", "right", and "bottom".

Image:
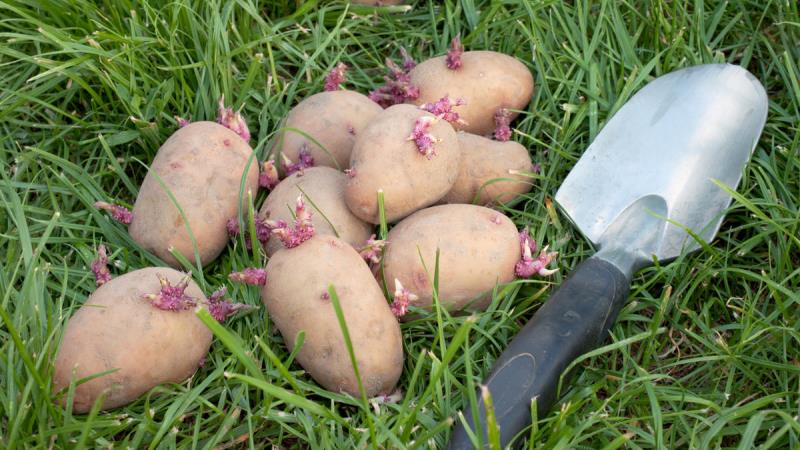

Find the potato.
[
  {"left": 262, "top": 235, "right": 403, "bottom": 396},
  {"left": 443, "top": 132, "right": 534, "bottom": 205},
  {"left": 259, "top": 167, "right": 373, "bottom": 255},
  {"left": 383, "top": 204, "right": 520, "bottom": 314},
  {"left": 276, "top": 90, "right": 383, "bottom": 170},
  {"left": 408, "top": 51, "right": 534, "bottom": 135},
  {"left": 345, "top": 104, "right": 460, "bottom": 223},
  {"left": 129, "top": 122, "right": 260, "bottom": 268},
  {"left": 53, "top": 268, "right": 212, "bottom": 413}
]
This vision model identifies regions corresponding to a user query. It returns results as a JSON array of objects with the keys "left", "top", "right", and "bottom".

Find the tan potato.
[
  {"left": 259, "top": 167, "right": 373, "bottom": 255},
  {"left": 443, "top": 132, "right": 534, "bottom": 205},
  {"left": 53, "top": 268, "right": 212, "bottom": 413},
  {"left": 383, "top": 204, "right": 520, "bottom": 314},
  {"left": 408, "top": 51, "right": 534, "bottom": 135},
  {"left": 276, "top": 90, "right": 383, "bottom": 170},
  {"left": 345, "top": 104, "right": 460, "bottom": 223},
  {"left": 262, "top": 235, "right": 403, "bottom": 396},
  {"left": 129, "top": 122, "right": 260, "bottom": 268}
]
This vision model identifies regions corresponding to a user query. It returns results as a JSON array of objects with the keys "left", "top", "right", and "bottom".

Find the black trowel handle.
[{"left": 447, "top": 257, "right": 631, "bottom": 449}]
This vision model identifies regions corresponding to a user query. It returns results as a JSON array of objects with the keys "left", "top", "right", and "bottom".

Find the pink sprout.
[
  {"left": 407, "top": 116, "right": 440, "bottom": 159},
  {"left": 420, "top": 95, "right": 467, "bottom": 125},
  {"left": 259, "top": 160, "right": 280, "bottom": 190},
  {"left": 143, "top": 274, "right": 197, "bottom": 311},
  {"left": 400, "top": 47, "right": 416, "bottom": 72},
  {"left": 91, "top": 244, "right": 112, "bottom": 287},
  {"left": 94, "top": 201, "right": 133, "bottom": 225},
  {"left": 175, "top": 116, "right": 191, "bottom": 128},
  {"left": 532, "top": 163, "right": 542, "bottom": 174},
  {"left": 344, "top": 168, "right": 356, "bottom": 178},
  {"left": 324, "top": 62, "right": 348, "bottom": 91},
  {"left": 207, "top": 286, "right": 253, "bottom": 322},
  {"left": 267, "top": 195, "right": 315, "bottom": 249},
  {"left": 359, "top": 234, "right": 387, "bottom": 265},
  {"left": 229, "top": 268, "right": 267, "bottom": 286},
  {"left": 368, "top": 57, "right": 420, "bottom": 108},
  {"left": 216, "top": 95, "right": 251, "bottom": 141},
  {"left": 282, "top": 146, "right": 315, "bottom": 176},
  {"left": 515, "top": 229, "right": 558, "bottom": 278},
  {"left": 445, "top": 36, "right": 464, "bottom": 70},
  {"left": 226, "top": 216, "right": 272, "bottom": 249},
  {"left": 494, "top": 108, "right": 512, "bottom": 141},
  {"left": 390, "top": 279, "right": 417, "bottom": 318}
]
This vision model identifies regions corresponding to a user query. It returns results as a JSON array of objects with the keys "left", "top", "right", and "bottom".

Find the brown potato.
[
  {"left": 383, "top": 204, "right": 520, "bottom": 314},
  {"left": 53, "top": 268, "right": 212, "bottom": 413},
  {"left": 443, "top": 132, "right": 534, "bottom": 205},
  {"left": 129, "top": 122, "right": 260, "bottom": 268},
  {"left": 262, "top": 235, "right": 403, "bottom": 396},
  {"left": 276, "top": 90, "right": 383, "bottom": 170},
  {"left": 259, "top": 167, "right": 373, "bottom": 255},
  {"left": 408, "top": 51, "right": 534, "bottom": 135},
  {"left": 345, "top": 104, "right": 460, "bottom": 223}
]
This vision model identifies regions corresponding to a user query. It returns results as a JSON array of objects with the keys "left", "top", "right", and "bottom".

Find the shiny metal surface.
[{"left": 555, "top": 64, "right": 768, "bottom": 267}]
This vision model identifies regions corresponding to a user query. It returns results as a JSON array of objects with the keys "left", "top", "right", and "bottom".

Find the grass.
[{"left": 0, "top": 0, "right": 798, "bottom": 448}]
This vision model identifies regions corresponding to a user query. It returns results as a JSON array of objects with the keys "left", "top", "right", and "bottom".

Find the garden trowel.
[{"left": 447, "top": 64, "right": 768, "bottom": 449}]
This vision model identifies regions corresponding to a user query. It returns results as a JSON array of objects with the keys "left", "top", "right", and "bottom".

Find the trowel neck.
[{"left": 593, "top": 244, "right": 651, "bottom": 280}]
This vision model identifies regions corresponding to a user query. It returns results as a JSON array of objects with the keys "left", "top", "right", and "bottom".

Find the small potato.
[
  {"left": 262, "top": 235, "right": 403, "bottom": 397},
  {"left": 276, "top": 90, "right": 383, "bottom": 170},
  {"left": 53, "top": 268, "right": 212, "bottom": 413},
  {"left": 383, "top": 204, "right": 520, "bottom": 314},
  {"left": 345, "top": 104, "right": 460, "bottom": 223},
  {"left": 409, "top": 51, "right": 534, "bottom": 135},
  {"left": 443, "top": 132, "right": 534, "bottom": 205},
  {"left": 129, "top": 122, "right": 260, "bottom": 268},
  {"left": 259, "top": 167, "right": 373, "bottom": 255}
]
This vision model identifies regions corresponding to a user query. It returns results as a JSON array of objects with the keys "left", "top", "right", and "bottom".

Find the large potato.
[
  {"left": 262, "top": 235, "right": 403, "bottom": 396},
  {"left": 345, "top": 104, "right": 460, "bottom": 223},
  {"left": 259, "top": 167, "right": 373, "bottom": 255},
  {"left": 443, "top": 132, "right": 534, "bottom": 205},
  {"left": 129, "top": 121, "right": 260, "bottom": 268},
  {"left": 383, "top": 204, "right": 520, "bottom": 314},
  {"left": 276, "top": 90, "right": 383, "bottom": 170},
  {"left": 408, "top": 51, "right": 534, "bottom": 135},
  {"left": 53, "top": 268, "right": 212, "bottom": 413}
]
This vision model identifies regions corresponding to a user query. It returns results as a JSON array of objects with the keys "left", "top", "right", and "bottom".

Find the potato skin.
[
  {"left": 259, "top": 167, "right": 373, "bottom": 255},
  {"left": 262, "top": 235, "right": 403, "bottom": 396},
  {"left": 53, "top": 268, "right": 212, "bottom": 413},
  {"left": 129, "top": 122, "right": 260, "bottom": 268},
  {"left": 383, "top": 204, "right": 520, "bottom": 314},
  {"left": 443, "top": 132, "right": 534, "bottom": 205},
  {"left": 345, "top": 104, "right": 460, "bottom": 224},
  {"left": 409, "top": 51, "right": 534, "bottom": 135},
  {"left": 277, "top": 90, "right": 383, "bottom": 170}
]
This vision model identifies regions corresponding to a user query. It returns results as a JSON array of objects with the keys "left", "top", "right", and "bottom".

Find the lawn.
[{"left": 1, "top": 0, "right": 798, "bottom": 448}]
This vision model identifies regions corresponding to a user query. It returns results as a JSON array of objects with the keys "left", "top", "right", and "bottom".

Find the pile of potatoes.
[{"left": 53, "top": 39, "right": 551, "bottom": 413}]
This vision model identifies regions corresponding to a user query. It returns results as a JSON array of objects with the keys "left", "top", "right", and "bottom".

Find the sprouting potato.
[
  {"left": 345, "top": 104, "right": 460, "bottom": 224},
  {"left": 53, "top": 268, "right": 212, "bottom": 413},
  {"left": 128, "top": 121, "right": 260, "bottom": 268},
  {"left": 275, "top": 90, "right": 383, "bottom": 170},
  {"left": 443, "top": 132, "right": 534, "bottom": 205},
  {"left": 382, "top": 204, "right": 521, "bottom": 314},
  {"left": 408, "top": 48, "right": 533, "bottom": 135},
  {"left": 262, "top": 235, "right": 403, "bottom": 397}
]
